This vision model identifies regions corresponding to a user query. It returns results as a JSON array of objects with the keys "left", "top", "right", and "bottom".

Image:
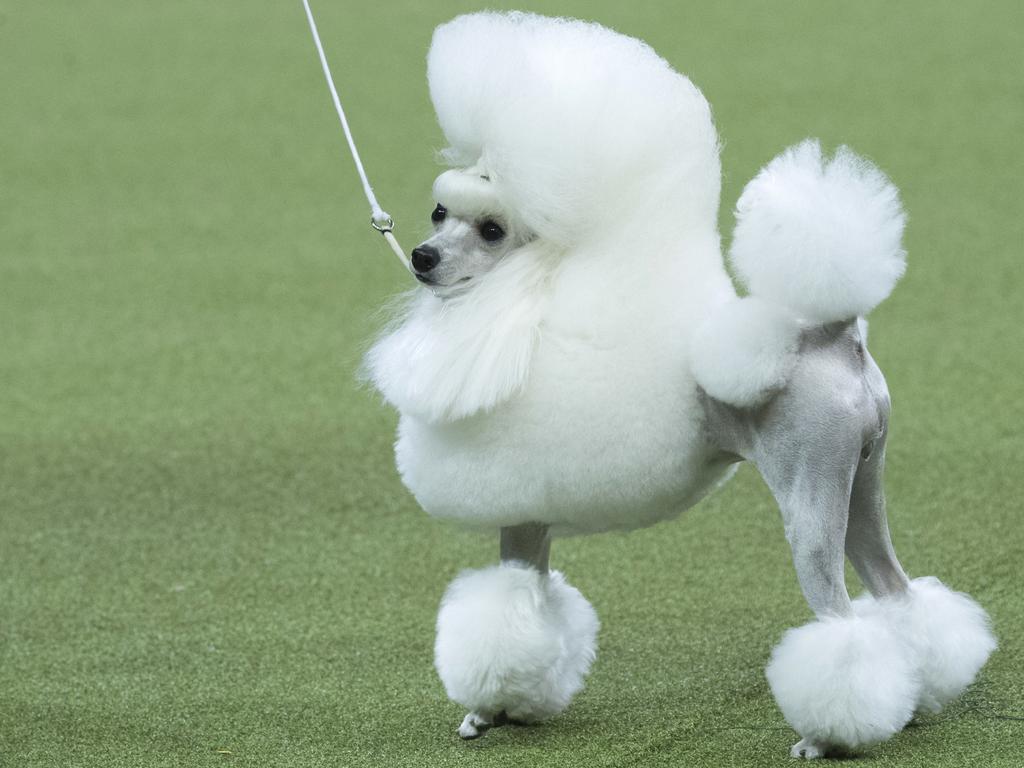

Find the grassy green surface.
[{"left": 2, "top": 1, "right": 1022, "bottom": 766}]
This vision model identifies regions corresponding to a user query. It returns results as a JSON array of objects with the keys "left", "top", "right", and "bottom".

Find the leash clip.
[{"left": 370, "top": 213, "right": 395, "bottom": 233}]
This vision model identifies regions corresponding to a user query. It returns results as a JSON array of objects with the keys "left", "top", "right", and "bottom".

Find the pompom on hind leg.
[
  {"left": 853, "top": 578, "right": 997, "bottom": 714},
  {"left": 756, "top": 420, "right": 920, "bottom": 758},
  {"left": 844, "top": 432, "right": 996, "bottom": 715},
  {"left": 764, "top": 422, "right": 995, "bottom": 758}
]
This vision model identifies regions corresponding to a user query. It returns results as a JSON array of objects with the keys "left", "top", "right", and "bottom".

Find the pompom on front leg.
[{"left": 434, "top": 563, "right": 599, "bottom": 732}]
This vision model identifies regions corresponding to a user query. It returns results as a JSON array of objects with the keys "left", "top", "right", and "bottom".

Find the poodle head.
[
  {"left": 427, "top": 12, "right": 721, "bottom": 248},
  {"left": 411, "top": 167, "right": 533, "bottom": 298}
]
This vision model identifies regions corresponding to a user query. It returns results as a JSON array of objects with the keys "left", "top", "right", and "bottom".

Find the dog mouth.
[{"left": 415, "top": 274, "right": 473, "bottom": 290}]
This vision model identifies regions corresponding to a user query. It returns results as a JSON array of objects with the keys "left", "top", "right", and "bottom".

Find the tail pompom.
[{"left": 729, "top": 139, "right": 906, "bottom": 324}]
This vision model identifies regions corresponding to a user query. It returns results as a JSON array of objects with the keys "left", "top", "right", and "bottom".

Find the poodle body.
[
  {"left": 392, "top": 233, "right": 736, "bottom": 536},
  {"left": 365, "top": 12, "right": 995, "bottom": 759}
]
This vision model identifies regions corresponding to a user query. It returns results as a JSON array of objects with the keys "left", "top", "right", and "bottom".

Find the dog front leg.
[
  {"left": 500, "top": 522, "right": 551, "bottom": 572},
  {"left": 454, "top": 524, "right": 553, "bottom": 739},
  {"left": 434, "top": 523, "right": 599, "bottom": 740}
]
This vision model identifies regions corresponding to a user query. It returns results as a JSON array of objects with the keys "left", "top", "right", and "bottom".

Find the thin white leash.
[{"left": 300, "top": 0, "right": 411, "bottom": 272}]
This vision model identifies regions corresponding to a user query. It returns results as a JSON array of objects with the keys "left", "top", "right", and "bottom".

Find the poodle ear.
[{"left": 363, "top": 244, "right": 551, "bottom": 423}]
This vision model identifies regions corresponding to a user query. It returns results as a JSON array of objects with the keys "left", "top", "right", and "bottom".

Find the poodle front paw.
[
  {"left": 789, "top": 737, "right": 829, "bottom": 759},
  {"left": 458, "top": 712, "right": 492, "bottom": 739}
]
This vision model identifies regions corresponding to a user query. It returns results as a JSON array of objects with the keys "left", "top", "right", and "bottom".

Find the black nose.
[{"left": 411, "top": 245, "right": 440, "bottom": 273}]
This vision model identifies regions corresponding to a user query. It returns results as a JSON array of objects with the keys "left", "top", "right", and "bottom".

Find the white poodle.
[{"left": 364, "top": 11, "right": 995, "bottom": 759}]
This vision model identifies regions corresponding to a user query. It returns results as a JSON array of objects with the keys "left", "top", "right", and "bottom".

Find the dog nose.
[{"left": 411, "top": 245, "right": 440, "bottom": 273}]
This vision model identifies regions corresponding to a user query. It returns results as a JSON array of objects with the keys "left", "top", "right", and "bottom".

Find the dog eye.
[
  {"left": 479, "top": 220, "right": 505, "bottom": 242},
  {"left": 431, "top": 204, "right": 446, "bottom": 223}
]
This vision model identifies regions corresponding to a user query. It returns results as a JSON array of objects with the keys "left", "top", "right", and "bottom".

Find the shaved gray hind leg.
[
  {"left": 751, "top": 416, "right": 865, "bottom": 759},
  {"left": 845, "top": 430, "right": 910, "bottom": 598},
  {"left": 756, "top": 437, "right": 859, "bottom": 619},
  {"left": 708, "top": 324, "right": 872, "bottom": 619},
  {"left": 704, "top": 321, "right": 917, "bottom": 758},
  {"left": 845, "top": 426, "right": 995, "bottom": 716},
  {"left": 758, "top": 443, "right": 858, "bottom": 760},
  {"left": 457, "top": 522, "right": 551, "bottom": 740}
]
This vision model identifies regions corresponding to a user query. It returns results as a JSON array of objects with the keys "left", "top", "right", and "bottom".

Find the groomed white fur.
[
  {"left": 854, "top": 577, "right": 997, "bottom": 713},
  {"left": 766, "top": 612, "right": 920, "bottom": 751},
  {"left": 690, "top": 296, "right": 801, "bottom": 407},
  {"left": 730, "top": 140, "right": 906, "bottom": 323},
  {"left": 434, "top": 563, "right": 599, "bottom": 721}
]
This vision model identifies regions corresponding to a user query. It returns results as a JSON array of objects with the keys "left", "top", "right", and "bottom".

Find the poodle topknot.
[{"left": 427, "top": 11, "right": 721, "bottom": 245}]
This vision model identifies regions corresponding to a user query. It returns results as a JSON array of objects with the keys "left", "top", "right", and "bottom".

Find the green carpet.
[{"left": 1, "top": 2, "right": 1021, "bottom": 766}]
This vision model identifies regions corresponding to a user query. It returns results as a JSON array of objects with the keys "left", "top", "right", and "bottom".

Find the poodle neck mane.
[
  {"left": 365, "top": 242, "right": 556, "bottom": 423},
  {"left": 365, "top": 216, "right": 730, "bottom": 424}
]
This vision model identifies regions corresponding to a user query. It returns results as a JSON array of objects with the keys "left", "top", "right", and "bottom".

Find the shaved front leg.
[{"left": 500, "top": 522, "right": 550, "bottom": 572}]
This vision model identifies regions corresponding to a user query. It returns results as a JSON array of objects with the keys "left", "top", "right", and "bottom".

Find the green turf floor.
[{"left": 2, "top": 1, "right": 1022, "bottom": 766}]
